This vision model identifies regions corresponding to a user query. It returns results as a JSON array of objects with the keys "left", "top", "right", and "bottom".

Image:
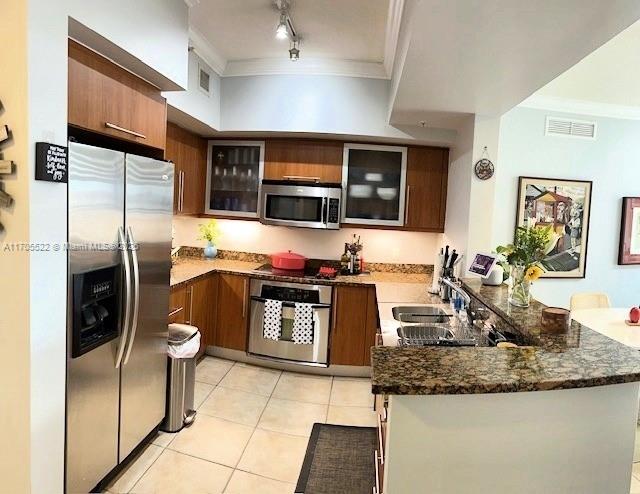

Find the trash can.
[{"left": 162, "top": 323, "right": 201, "bottom": 433}]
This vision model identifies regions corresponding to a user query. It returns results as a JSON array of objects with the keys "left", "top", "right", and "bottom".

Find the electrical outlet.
[{"left": 0, "top": 160, "right": 13, "bottom": 174}]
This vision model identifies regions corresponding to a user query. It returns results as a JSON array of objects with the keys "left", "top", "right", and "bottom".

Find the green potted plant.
[
  {"left": 198, "top": 219, "right": 221, "bottom": 259},
  {"left": 495, "top": 225, "right": 556, "bottom": 307}
]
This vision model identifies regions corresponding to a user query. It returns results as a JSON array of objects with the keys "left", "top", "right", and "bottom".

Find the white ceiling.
[
  {"left": 531, "top": 19, "right": 640, "bottom": 108},
  {"left": 190, "top": 0, "right": 389, "bottom": 65},
  {"left": 389, "top": 0, "right": 640, "bottom": 129}
]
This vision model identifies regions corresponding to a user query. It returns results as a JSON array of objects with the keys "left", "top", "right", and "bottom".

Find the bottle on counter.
[{"left": 340, "top": 244, "right": 350, "bottom": 274}]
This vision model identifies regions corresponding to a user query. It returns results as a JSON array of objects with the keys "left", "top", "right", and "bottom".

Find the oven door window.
[
  {"left": 279, "top": 306, "right": 302, "bottom": 342},
  {"left": 265, "top": 195, "right": 323, "bottom": 222}
]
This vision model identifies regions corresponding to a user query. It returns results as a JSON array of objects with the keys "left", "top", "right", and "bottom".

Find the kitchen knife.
[
  {"left": 449, "top": 250, "right": 458, "bottom": 268},
  {"left": 443, "top": 245, "right": 449, "bottom": 268}
]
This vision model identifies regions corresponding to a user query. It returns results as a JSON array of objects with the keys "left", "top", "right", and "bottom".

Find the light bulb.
[{"left": 276, "top": 20, "right": 288, "bottom": 39}]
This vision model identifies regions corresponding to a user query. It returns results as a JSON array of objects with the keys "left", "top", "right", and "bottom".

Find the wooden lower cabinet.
[
  {"left": 189, "top": 275, "right": 218, "bottom": 359},
  {"left": 215, "top": 274, "right": 250, "bottom": 351},
  {"left": 168, "top": 284, "right": 187, "bottom": 324},
  {"left": 330, "top": 285, "right": 379, "bottom": 366},
  {"left": 168, "top": 274, "right": 218, "bottom": 359}
]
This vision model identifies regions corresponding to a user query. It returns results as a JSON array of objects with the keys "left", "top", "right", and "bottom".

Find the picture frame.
[
  {"left": 515, "top": 176, "right": 592, "bottom": 278},
  {"left": 618, "top": 197, "right": 640, "bottom": 265}
]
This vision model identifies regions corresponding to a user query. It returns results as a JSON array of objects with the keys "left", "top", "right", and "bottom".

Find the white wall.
[
  {"left": 0, "top": 2, "right": 31, "bottom": 491},
  {"left": 220, "top": 74, "right": 456, "bottom": 145},
  {"left": 444, "top": 116, "right": 474, "bottom": 255},
  {"left": 173, "top": 217, "right": 441, "bottom": 265},
  {"left": 495, "top": 106, "right": 640, "bottom": 308},
  {"left": 22, "top": 1, "right": 189, "bottom": 491},
  {"left": 165, "top": 50, "right": 221, "bottom": 131}
]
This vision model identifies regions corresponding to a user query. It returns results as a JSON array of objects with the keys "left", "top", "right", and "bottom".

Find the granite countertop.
[
  {"left": 371, "top": 279, "right": 640, "bottom": 395},
  {"left": 170, "top": 258, "right": 431, "bottom": 288}
]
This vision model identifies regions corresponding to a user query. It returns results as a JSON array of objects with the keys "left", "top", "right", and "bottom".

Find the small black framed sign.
[{"left": 35, "top": 142, "right": 68, "bottom": 183}]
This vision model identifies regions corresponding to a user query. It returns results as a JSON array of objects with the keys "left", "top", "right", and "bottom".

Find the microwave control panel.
[{"left": 328, "top": 198, "right": 340, "bottom": 224}]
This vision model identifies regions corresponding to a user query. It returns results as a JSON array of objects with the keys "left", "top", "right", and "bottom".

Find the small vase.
[
  {"left": 203, "top": 241, "right": 217, "bottom": 259},
  {"left": 508, "top": 264, "right": 531, "bottom": 308}
]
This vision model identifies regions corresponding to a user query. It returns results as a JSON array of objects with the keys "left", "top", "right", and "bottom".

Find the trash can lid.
[{"left": 168, "top": 323, "right": 199, "bottom": 345}]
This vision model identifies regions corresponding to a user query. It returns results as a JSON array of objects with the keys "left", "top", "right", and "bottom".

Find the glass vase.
[
  {"left": 508, "top": 265, "right": 531, "bottom": 308},
  {"left": 204, "top": 241, "right": 218, "bottom": 259}
]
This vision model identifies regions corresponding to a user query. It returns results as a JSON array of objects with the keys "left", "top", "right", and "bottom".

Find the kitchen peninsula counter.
[
  {"left": 372, "top": 280, "right": 640, "bottom": 494},
  {"left": 371, "top": 279, "right": 640, "bottom": 395}
]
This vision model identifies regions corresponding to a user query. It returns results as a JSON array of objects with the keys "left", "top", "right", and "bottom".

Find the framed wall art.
[
  {"left": 516, "top": 176, "right": 592, "bottom": 278},
  {"left": 618, "top": 197, "right": 640, "bottom": 265}
]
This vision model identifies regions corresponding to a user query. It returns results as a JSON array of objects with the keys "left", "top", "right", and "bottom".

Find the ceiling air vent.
[
  {"left": 545, "top": 116, "right": 596, "bottom": 139},
  {"left": 198, "top": 65, "right": 211, "bottom": 96}
]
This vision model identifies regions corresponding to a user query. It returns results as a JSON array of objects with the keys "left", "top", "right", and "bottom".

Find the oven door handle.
[{"left": 250, "top": 296, "right": 331, "bottom": 309}]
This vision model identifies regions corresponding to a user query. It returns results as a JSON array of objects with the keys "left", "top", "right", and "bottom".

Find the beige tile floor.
[
  {"left": 106, "top": 356, "right": 375, "bottom": 494},
  {"left": 107, "top": 356, "right": 640, "bottom": 493}
]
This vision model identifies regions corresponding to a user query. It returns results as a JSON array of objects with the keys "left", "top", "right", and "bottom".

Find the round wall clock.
[{"left": 474, "top": 158, "right": 494, "bottom": 180}]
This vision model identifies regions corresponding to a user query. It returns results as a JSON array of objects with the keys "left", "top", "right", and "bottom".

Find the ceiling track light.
[
  {"left": 274, "top": 0, "right": 301, "bottom": 60},
  {"left": 289, "top": 39, "right": 300, "bottom": 61}
]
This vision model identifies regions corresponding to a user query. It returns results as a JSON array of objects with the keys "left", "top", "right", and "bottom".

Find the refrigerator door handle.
[
  {"left": 115, "top": 227, "right": 132, "bottom": 368},
  {"left": 123, "top": 226, "right": 141, "bottom": 365}
]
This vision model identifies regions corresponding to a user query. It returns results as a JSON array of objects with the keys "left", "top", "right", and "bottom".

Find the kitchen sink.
[{"left": 392, "top": 305, "right": 450, "bottom": 323}]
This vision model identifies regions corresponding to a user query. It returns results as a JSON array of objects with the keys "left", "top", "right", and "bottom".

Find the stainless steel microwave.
[{"left": 259, "top": 180, "right": 342, "bottom": 230}]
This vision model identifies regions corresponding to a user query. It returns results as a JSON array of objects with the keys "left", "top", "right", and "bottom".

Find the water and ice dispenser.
[{"left": 71, "top": 265, "right": 120, "bottom": 358}]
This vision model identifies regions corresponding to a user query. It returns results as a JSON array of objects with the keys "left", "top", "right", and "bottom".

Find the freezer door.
[
  {"left": 66, "top": 142, "right": 125, "bottom": 493},
  {"left": 120, "top": 154, "right": 173, "bottom": 460}
]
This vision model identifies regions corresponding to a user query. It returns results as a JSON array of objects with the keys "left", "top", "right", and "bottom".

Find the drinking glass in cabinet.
[{"left": 206, "top": 141, "right": 265, "bottom": 217}]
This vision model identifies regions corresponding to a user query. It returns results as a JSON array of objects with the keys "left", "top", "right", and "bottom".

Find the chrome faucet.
[{"left": 440, "top": 278, "right": 471, "bottom": 308}]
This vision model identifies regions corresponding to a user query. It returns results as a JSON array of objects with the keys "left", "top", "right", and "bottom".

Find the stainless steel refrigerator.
[{"left": 66, "top": 142, "right": 173, "bottom": 493}]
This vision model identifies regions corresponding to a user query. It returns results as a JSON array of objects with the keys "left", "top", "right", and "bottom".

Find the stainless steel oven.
[
  {"left": 248, "top": 279, "right": 333, "bottom": 366},
  {"left": 259, "top": 180, "right": 342, "bottom": 229}
]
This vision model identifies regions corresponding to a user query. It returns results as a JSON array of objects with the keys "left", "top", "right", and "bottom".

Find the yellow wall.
[{"left": 0, "top": 0, "right": 31, "bottom": 491}]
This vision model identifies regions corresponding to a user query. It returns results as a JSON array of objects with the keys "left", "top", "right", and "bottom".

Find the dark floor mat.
[{"left": 295, "top": 423, "right": 377, "bottom": 494}]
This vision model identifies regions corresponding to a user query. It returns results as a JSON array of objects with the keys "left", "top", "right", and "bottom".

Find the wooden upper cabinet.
[
  {"left": 165, "top": 123, "right": 207, "bottom": 215},
  {"left": 68, "top": 40, "right": 167, "bottom": 150},
  {"left": 264, "top": 139, "right": 343, "bottom": 183},
  {"left": 404, "top": 147, "right": 449, "bottom": 232},
  {"left": 330, "top": 285, "right": 378, "bottom": 366},
  {"left": 215, "top": 274, "right": 250, "bottom": 351}
]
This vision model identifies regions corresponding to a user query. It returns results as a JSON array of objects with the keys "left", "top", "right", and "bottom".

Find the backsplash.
[
  {"left": 172, "top": 216, "right": 442, "bottom": 265},
  {"left": 178, "top": 247, "right": 434, "bottom": 274}
]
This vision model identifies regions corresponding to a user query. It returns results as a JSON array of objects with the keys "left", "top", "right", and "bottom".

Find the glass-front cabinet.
[
  {"left": 205, "top": 140, "right": 265, "bottom": 217},
  {"left": 341, "top": 143, "right": 407, "bottom": 226}
]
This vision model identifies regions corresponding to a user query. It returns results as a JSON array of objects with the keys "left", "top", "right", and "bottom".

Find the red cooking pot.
[{"left": 271, "top": 250, "right": 307, "bottom": 270}]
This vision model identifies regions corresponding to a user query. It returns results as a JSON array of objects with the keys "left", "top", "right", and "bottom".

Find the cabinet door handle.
[
  {"left": 185, "top": 286, "right": 193, "bottom": 324},
  {"left": 179, "top": 171, "right": 185, "bottom": 212},
  {"left": 404, "top": 185, "right": 411, "bottom": 225},
  {"left": 242, "top": 277, "right": 248, "bottom": 319},
  {"left": 374, "top": 450, "right": 381, "bottom": 494},
  {"left": 377, "top": 412, "right": 385, "bottom": 464},
  {"left": 283, "top": 175, "right": 321, "bottom": 182},
  {"left": 168, "top": 307, "right": 183, "bottom": 318},
  {"left": 105, "top": 122, "right": 146, "bottom": 139},
  {"left": 331, "top": 292, "right": 338, "bottom": 333}
]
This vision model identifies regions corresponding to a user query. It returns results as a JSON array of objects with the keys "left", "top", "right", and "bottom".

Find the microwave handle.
[{"left": 321, "top": 197, "right": 328, "bottom": 224}]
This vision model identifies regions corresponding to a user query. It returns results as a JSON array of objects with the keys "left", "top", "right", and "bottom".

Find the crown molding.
[
  {"left": 188, "top": 26, "right": 227, "bottom": 76},
  {"left": 223, "top": 57, "right": 389, "bottom": 79},
  {"left": 383, "top": 0, "right": 405, "bottom": 77},
  {"left": 519, "top": 94, "right": 640, "bottom": 121}
]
